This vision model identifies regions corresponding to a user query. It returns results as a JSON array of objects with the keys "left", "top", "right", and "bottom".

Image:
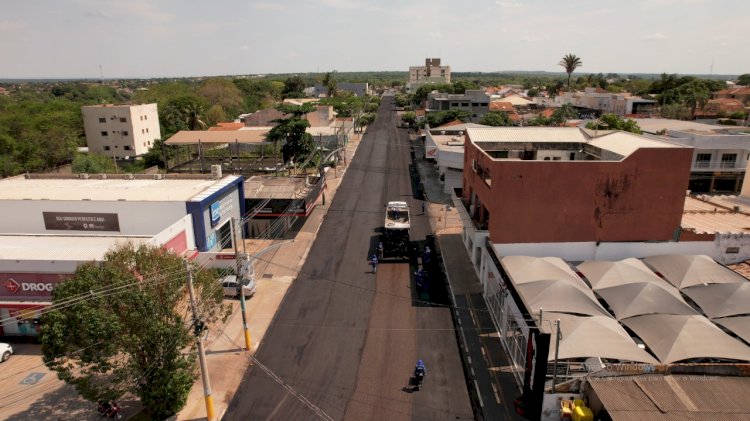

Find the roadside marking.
[
  {"left": 21, "top": 373, "right": 45, "bottom": 385},
  {"left": 491, "top": 383, "right": 501, "bottom": 404}
]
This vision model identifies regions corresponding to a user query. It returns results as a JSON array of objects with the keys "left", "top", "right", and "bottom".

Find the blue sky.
[{"left": 1, "top": 0, "right": 748, "bottom": 78}]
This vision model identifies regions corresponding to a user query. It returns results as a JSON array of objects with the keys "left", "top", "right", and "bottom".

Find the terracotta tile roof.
[
  {"left": 208, "top": 122, "right": 245, "bottom": 131},
  {"left": 541, "top": 109, "right": 555, "bottom": 118},
  {"left": 490, "top": 101, "right": 514, "bottom": 111},
  {"left": 441, "top": 120, "right": 465, "bottom": 127},
  {"left": 717, "top": 87, "right": 750, "bottom": 96}
]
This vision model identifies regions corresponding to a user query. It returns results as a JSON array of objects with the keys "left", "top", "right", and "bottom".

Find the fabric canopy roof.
[
  {"left": 543, "top": 312, "right": 658, "bottom": 363},
  {"left": 682, "top": 282, "right": 750, "bottom": 319},
  {"left": 714, "top": 316, "right": 750, "bottom": 345},
  {"left": 643, "top": 254, "right": 747, "bottom": 289},
  {"left": 501, "top": 256, "right": 585, "bottom": 286},
  {"left": 595, "top": 282, "right": 696, "bottom": 320},
  {"left": 622, "top": 314, "right": 750, "bottom": 363},
  {"left": 516, "top": 279, "right": 610, "bottom": 317},
  {"left": 577, "top": 258, "right": 671, "bottom": 290}
]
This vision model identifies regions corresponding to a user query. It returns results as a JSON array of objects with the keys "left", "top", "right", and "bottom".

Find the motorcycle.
[{"left": 97, "top": 400, "right": 124, "bottom": 420}]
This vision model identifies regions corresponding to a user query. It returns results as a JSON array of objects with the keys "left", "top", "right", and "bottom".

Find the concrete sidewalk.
[
  {"left": 177, "top": 132, "right": 365, "bottom": 421},
  {"left": 412, "top": 134, "right": 524, "bottom": 421}
]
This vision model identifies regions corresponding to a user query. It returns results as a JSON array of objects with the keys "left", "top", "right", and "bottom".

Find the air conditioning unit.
[
  {"left": 471, "top": 159, "right": 477, "bottom": 171},
  {"left": 211, "top": 164, "right": 222, "bottom": 179},
  {"left": 98, "top": 174, "right": 107, "bottom": 179},
  {"left": 126, "top": 173, "right": 134, "bottom": 180},
  {"left": 154, "top": 174, "right": 164, "bottom": 180},
  {"left": 79, "top": 173, "right": 89, "bottom": 179}
]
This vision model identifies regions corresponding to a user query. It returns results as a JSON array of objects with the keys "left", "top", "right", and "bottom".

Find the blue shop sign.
[{"left": 210, "top": 201, "right": 221, "bottom": 227}]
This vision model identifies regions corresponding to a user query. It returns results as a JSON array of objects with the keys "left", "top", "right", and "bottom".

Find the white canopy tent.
[
  {"left": 643, "top": 254, "right": 748, "bottom": 289},
  {"left": 595, "top": 282, "right": 696, "bottom": 320},
  {"left": 714, "top": 316, "right": 750, "bottom": 345},
  {"left": 516, "top": 279, "right": 610, "bottom": 317},
  {"left": 682, "top": 282, "right": 750, "bottom": 319},
  {"left": 622, "top": 314, "right": 750, "bottom": 363},
  {"left": 543, "top": 312, "right": 658, "bottom": 363},
  {"left": 577, "top": 258, "right": 672, "bottom": 290},
  {"left": 501, "top": 256, "right": 587, "bottom": 287}
]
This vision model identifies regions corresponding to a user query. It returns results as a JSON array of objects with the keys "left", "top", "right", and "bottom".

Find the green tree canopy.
[
  {"left": 401, "top": 111, "right": 417, "bottom": 127},
  {"left": 141, "top": 138, "right": 173, "bottom": 169},
  {"left": 197, "top": 78, "right": 245, "bottom": 118},
  {"left": 267, "top": 103, "right": 315, "bottom": 164},
  {"left": 479, "top": 111, "right": 512, "bottom": 127},
  {"left": 737, "top": 74, "right": 750, "bottom": 86},
  {"left": 425, "top": 110, "right": 471, "bottom": 127},
  {"left": 282, "top": 76, "right": 306, "bottom": 99},
  {"left": 40, "top": 244, "right": 226, "bottom": 420},
  {"left": 585, "top": 113, "right": 642, "bottom": 134},
  {"left": 71, "top": 153, "right": 117, "bottom": 173},
  {"left": 322, "top": 71, "right": 338, "bottom": 98}
]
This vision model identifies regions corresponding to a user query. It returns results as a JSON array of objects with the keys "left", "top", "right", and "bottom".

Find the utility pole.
[
  {"left": 232, "top": 218, "right": 252, "bottom": 351},
  {"left": 552, "top": 319, "right": 562, "bottom": 393},
  {"left": 186, "top": 260, "right": 215, "bottom": 420}
]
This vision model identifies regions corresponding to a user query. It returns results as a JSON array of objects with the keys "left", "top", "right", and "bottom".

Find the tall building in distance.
[
  {"left": 409, "top": 58, "right": 451, "bottom": 85},
  {"left": 82, "top": 103, "right": 161, "bottom": 159}
]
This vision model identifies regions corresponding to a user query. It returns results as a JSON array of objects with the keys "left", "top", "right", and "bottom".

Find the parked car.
[
  {"left": 0, "top": 343, "right": 13, "bottom": 362},
  {"left": 220, "top": 275, "right": 256, "bottom": 298}
]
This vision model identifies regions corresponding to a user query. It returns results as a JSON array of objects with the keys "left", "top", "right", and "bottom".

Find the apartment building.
[
  {"left": 425, "top": 90, "right": 491, "bottom": 122},
  {"left": 409, "top": 58, "right": 451, "bottom": 85},
  {"left": 636, "top": 118, "right": 750, "bottom": 193},
  {"left": 82, "top": 103, "right": 161, "bottom": 158}
]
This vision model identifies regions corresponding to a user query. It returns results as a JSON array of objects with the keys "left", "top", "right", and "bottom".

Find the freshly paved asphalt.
[{"left": 223, "top": 97, "right": 473, "bottom": 420}]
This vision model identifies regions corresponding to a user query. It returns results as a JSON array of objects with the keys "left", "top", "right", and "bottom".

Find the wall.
[
  {"left": 149, "top": 214, "right": 196, "bottom": 254},
  {"left": 82, "top": 104, "right": 159, "bottom": 158},
  {"left": 190, "top": 187, "right": 243, "bottom": 252},
  {"left": 463, "top": 141, "right": 693, "bottom": 243},
  {"left": 0, "top": 200, "right": 187, "bottom": 236}
]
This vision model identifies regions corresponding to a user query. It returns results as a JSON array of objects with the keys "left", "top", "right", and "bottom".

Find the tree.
[
  {"left": 401, "top": 111, "right": 417, "bottom": 127},
  {"left": 527, "top": 88, "right": 539, "bottom": 97},
  {"left": 559, "top": 54, "right": 583, "bottom": 91},
  {"left": 550, "top": 104, "right": 577, "bottom": 126},
  {"left": 480, "top": 111, "right": 512, "bottom": 127},
  {"left": 738, "top": 74, "right": 750, "bottom": 86},
  {"left": 160, "top": 95, "right": 208, "bottom": 137},
  {"left": 40, "top": 244, "right": 226, "bottom": 420},
  {"left": 322, "top": 71, "right": 338, "bottom": 98},
  {"left": 282, "top": 76, "right": 306, "bottom": 99},
  {"left": 71, "top": 153, "right": 117, "bottom": 173},
  {"left": 197, "top": 78, "right": 244, "bottom": 118},
  {"left": 585, "top": 113, "right": 642, "bottom": 134},
  {"left": 205, "top": 104, "right": 227, "bottom": 127},
  {"left": 266, "top": 103, "right": 316, "bottom": 164},
  {"left": 142, "top": 138, "right": 173, "bottom": 169},
  {"left": 425, "top": 110, "right": 471, "bottom": 127}
]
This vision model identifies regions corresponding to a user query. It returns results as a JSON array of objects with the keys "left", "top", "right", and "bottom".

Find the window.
[
  {"left": 104, "top": 146, "right": 110, "bottom": 151},
  {"left": 142, "top": 129, "right": 145, "bottom": 134},
  {"left": 140, "top": 116, "right": 143, "bottom": 121},
  {"left": 461, "top": 102, "right": 469, "bottom": 107},
  {"left": 146, "top": 128, "right": 149, "bottom": 133},
  {"left": 120, "top": 117, "right": 127, "bottom": 123},
  {"left": 124, "top": 145, "right": 131, "bottom": 150},
  {"left": 147, "top": 141, "right": 151, "bottom": 145},
  {"left": 144, "top": 115, "right": 148, "bottom": 120},
  {"left": 98, "top": 117, "right": 106, "bottom": 123},
  {"left": 721, "top": 153, "right": 737, "bottom": 168},
  {"left": 696, "top": 153, "right": 711, "bottom": 168},
  {"left": 122, "top": 131, "right": 128, "bottom": 136},
  {"left": 101, "top": 131, "right": 108, "bottom": 136},
  {"left": 114, "top": 145, "right": 118, "bottom": 148}
]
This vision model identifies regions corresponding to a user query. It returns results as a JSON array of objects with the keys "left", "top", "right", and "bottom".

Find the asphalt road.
[{"left": 223, "top": 96, "right": 473, "bottom": 420}]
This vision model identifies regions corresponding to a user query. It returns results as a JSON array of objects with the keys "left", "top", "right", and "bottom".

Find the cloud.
[
  {"left": 496, "top": 1, "right": 523, "bottom": 8},
  {"left": 429, "top": 32, "right": 443, "bottom": 38},
  {"left": 642, "top": 32, "right": 667, "bottom": 41},
  {"left": 240, "top": 45, "right": 249, "bottom": 50},
  {"left": 320, "top": 0, "right": 385, "bottom": 12}
]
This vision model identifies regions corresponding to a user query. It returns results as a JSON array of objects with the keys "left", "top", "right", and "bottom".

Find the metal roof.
[
  {"left": 588, "top": 131, "right": 680, "bottom": 157},
  {"left": 467, "top": 127, "right": 588, "bottom": 143},
  {"left": 588, "top": 375, "right": 750, "bottom": 421},
  {"left": 244, "top": 176, "right": 313, "bottom": 199},
  {"left": 0, "top": 176, "right": 238, "bottom": 202}
]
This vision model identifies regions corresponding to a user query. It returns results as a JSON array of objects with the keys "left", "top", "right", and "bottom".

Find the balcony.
[{"left": 453, "top": 193, "right": 489, "bottom": 231}]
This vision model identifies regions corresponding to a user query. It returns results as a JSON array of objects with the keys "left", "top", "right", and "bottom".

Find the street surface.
[{"left": 224, "top": 97, "right": 473, "bottom": 420}]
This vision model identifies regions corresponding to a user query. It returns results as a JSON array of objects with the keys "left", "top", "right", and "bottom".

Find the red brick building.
[{"left": 461, "top": 127, "right": 693, "bottom": 244}]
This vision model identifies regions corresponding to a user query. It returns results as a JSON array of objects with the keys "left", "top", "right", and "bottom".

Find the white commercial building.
[
  {"left": 82, "top": 103, "right": 161, "bottom": 159},
  {"left": 0, "top": 174, "right": 244, "bottom": 337}
]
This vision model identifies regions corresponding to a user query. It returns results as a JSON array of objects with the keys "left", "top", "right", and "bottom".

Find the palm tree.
[{"left": 559, "top": 54, "right": 583, "bottom": 92}]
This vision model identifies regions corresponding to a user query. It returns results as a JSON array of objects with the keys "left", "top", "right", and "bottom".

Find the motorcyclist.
[{"left": 415, "top": 359, "right": 426, "bottom": 378}]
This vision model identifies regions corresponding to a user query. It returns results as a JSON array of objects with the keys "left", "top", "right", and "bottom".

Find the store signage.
[
  {"left": 43, "top": 212, "right": 120, "bottom": 232},
  {"left": 209, "top": 195, "right": 234, "bottom": 227},
  {"left": 206, "top": 232, "right": 218, "bottom": 250},
  {"left": 3, "top": 278, "right": 55, "bottom": 294}
]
